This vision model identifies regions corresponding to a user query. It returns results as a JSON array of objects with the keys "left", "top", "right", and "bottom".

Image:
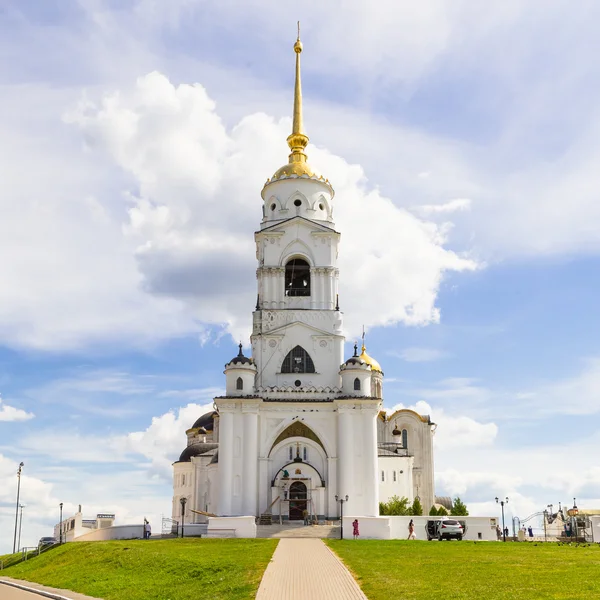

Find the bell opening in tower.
[
  {"left": 281, "top": 345, "right": 315, "bottom": 374},
  {"left": 285, "top": 258, "right": 311, "bottom": 296}
]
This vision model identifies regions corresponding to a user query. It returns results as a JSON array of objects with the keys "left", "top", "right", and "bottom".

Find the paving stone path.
[
  {"left": 256, "top": 538, "right": 367, "bottom": 600},
  {"left": 0, "top": 577, "right": 102, "bottom": 600}
]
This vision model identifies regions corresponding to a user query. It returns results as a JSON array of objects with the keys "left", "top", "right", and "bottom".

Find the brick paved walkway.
[{"left": 256, "top": 539, "right": 367, "bottom": 600}]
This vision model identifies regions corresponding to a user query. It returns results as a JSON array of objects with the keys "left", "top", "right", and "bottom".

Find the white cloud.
[
  {"left": 385, "top": 399, "right": 498, "bottom": 450},
  {"left": 416, "top": 199, "right": 472, "bottom": 215},
  {"left": 0, "top": 395, "right": 34, "bottom": 422},
  {"left": 118, "top": 401, "right": 215, "bottom": 478},
  {"left": 394, "top": 347, "right": 448, "bottom": 363},
  {"left": 65, "top": 71, "right": 477, "bottom": 343},
  {"left": 518, "top": 357, "right": 600, "bottom": 416}
]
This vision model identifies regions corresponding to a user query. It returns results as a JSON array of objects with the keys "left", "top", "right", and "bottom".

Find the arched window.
[
  {"left": 281, "top": 346, "right": 315, "bottom": 373},
  {"left": 354, "top": 377, "right": 361, "bottom": 391},
  {"left": 381, "top": 471, "right": 385, "bottom": 482},
  {"left": 289, "top": 446, "right": 293, "bottom": 460},
  {"left": 402, "top": 429, "right": 408, "bottom": 450},
  {"left": 303, "top": 446, "right": 307, "bottom": 461},
  {"left": 285, "top": 259, "right": 311, "bottom": 297},
  {"left": 393, "top": 471, "right": 397, "bottom": 482},
  {"left": 236, "top": 377, "right": 243, "bottom": 390}
]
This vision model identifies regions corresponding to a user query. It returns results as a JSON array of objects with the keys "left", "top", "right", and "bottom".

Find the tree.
[
  {"left": 437, "top": 506, "right": 449, "bottom": 516},
  {"left": 379, "top": 495, "right": 410, "bottom": 516},
  {"left": 409, "top": 497, "right": 423, "bottom": 516},
  {"left": 429, "top": 505, "right": 439, "bottom": 516},
  {"left": 451, "top": 496, "right": 469, "bottom": 516}
]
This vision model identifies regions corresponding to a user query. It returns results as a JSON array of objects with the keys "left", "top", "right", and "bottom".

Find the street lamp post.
[
  {"left": 59, "top": 503, "right": 64, "bottom": 544},
  {"left": 18, "top": 504, "right": 25, "bottom": 551},
  {"left": 572, "top": 497, "right": 578, "bottom": 541},
  {"left": 12, "top": 462, "right": 24, "bottom": 553},
  {"left": 495, "top": 497, "right": 509, "bottom": 542},
  {"left": 180, "top": 497, "right": 187, "bottom": 538},
  {"left": 335, "top": 495, "right": 349, "bottom": 540}
]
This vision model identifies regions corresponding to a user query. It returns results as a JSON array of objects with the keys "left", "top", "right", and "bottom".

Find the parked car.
[
  {"left": 427, "top": 518, "right": 464, "bottom": 541},
  {"left": 38, "top": 536, "right": 58, "bottom": 549}
]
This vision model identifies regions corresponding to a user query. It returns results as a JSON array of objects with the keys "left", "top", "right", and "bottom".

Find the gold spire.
[
  {"left": 267, "top": 23, "right": 322, "bottom": 183},
  {"left": 288, "top": 21, "right": 309, "bottom": 163}
]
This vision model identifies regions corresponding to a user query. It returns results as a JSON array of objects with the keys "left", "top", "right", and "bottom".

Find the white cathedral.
[{"left": 172, "top": 34, "right": 436, "bottom": 523}]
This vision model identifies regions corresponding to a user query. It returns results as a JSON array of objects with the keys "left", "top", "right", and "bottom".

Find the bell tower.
[{"left": 251, "top": 29, "right": 344, "bottom": 394}]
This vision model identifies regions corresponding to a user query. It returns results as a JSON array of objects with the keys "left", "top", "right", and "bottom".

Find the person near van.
[
  {"left": 408, "top": 519, "right": 416, "bottom": 540},
  {"left": 528, "top": 526, "right": 534, "bottom": 538},
  {"left": 352, "top": 519, "right": 360, "bottom": 540}
]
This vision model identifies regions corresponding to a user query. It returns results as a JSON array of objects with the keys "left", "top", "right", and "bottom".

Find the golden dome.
[{"left": 359, "top": 344, "right": 383, "bottom": 373}]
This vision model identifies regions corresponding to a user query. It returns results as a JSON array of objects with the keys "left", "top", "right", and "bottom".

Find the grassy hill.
[
  {"left": 328, "top": 539, "right": 600, "bottom": 599},
  {"left": 2, "top": 538, "right": 278, "bottom": 600}
]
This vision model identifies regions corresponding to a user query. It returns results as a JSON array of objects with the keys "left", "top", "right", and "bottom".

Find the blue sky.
[{"left": 1, "top": 0, "right": 600, "bottom": 552}]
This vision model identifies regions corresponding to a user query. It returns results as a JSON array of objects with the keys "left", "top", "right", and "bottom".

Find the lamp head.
[
  {"left": 345, "top": 495, "right": 349, "bottom": 501},
  {"left": 495, "top": 497, "right": 499, "bottom": 503}
]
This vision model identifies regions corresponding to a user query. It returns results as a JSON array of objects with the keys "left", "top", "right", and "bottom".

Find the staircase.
[{"left": 257, "top": 523, "right": 340, "bottom": 539}]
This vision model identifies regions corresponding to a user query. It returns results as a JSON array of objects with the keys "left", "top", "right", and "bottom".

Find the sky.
[{"left": 1, "top": 0, "right": 600, "bottom": 553}]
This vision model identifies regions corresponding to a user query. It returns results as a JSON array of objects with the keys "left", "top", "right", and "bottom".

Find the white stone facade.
[{"left": 171, "top": 34, "right": 436, "bottom": 525}]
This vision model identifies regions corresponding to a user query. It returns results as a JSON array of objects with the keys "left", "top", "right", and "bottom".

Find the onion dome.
[
  {"left": 392, "top": 422, "right": 401, "bottom": 436},
  {"left": 359, "top": 343, "right": 383, "bottom": 374},
  {"left": 263, "top": 25, "right": 333, "bottom": 194},
  {"left": 191, "top": 411, "right": 217, "bottom": 432},
  {"left": 226, "top": 343, "right": 254, "bottom": 366},
  {"left": 342, "top": 343, "right": 368, "bottom": 369},
  {"left": 177, "top": 442, "right": 218, "bottom": 463}
]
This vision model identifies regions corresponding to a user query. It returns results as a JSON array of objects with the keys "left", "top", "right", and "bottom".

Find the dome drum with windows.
[{"left": 224, "top": 344, "right": 257, "bottom": 396}]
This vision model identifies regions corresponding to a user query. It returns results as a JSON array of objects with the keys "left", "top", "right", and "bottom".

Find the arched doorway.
[{"left": 289, "top": 481, "right": 307, "bottom": 521}]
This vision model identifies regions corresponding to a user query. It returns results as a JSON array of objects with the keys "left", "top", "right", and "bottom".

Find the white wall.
[
  {"left": 378, "top": 456, "right": 413, "bottom": 503},
  {"left": 71, "top": 524, "right": 145, "bottom": 542},
  {"left": 344, "top": 516, "right": 498, "bottom": 541},
  {"left": 207, "top": 516, "right": 256, "bottom": 538}
]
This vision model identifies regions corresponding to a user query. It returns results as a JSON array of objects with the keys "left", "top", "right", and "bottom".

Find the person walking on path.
[
  {"left": 302, "top": 509, "right": 309, "bottom": 526},
  {"left": 352, "top": 519, "right": 360, "bottom": 540},
  {"left": 408, "top": 519, "right": 416, "bottom": 540}
]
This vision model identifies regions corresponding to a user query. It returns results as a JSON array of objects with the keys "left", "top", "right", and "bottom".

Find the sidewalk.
[
  {"left": 0, "top": 577, "right": 102, "bottom": 600},
  {"left": 256, "top": 539, "right": 367, "bottom": 600}
]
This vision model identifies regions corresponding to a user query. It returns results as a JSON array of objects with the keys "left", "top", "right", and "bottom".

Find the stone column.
[
  {"left": 327, "top": 457, "right": 337, "bottom": 519},
  {"left": 362, "top": 405, "right": 380, "bottom": 516},
  {"left": 265, "top": 269, "right": 272, "bottom": 309},
  {"left": 242, "top": 404, "right": 259, "bottom": 516},
  {"left": 277, "top": 267, "right": 285, "bottom": 308},
  {"left": 337, "top": 404, "right": 354, "bottom": 514},
  {"left": 318, "top": 269, "right": 326, "bottom": 309},
  {"left": 217, "top": 404, "right": 235, "bottom": 516},
  {"left": 258, "top": 457, "right": 270, "bottom": 516}
]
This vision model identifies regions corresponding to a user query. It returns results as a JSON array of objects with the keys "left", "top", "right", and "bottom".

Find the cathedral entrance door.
[{"left": 288, "top": 481, "right": 307, "bottom": 521}]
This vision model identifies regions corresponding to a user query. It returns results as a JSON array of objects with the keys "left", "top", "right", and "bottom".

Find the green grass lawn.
[
  {"left": 327, "top": 540, "right": 600, "bottom": 600},
  {"left": 3, "top": 538, "right": 278, "bottom": 600}
]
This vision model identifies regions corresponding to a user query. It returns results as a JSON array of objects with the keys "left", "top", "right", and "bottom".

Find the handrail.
[{"left": 189, "top": 508, "right": 217, "bottom": 518}]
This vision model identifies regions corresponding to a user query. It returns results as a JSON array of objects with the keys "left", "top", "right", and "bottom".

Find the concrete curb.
[{"left": 0, "top": 578, "right": 102, "bottom": 600}]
